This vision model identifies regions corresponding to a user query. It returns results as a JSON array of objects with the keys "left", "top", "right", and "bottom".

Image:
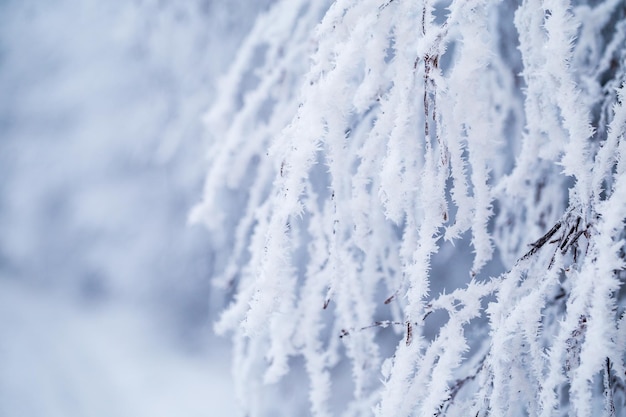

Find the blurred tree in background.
[{"left": 0, "top": 1, "right": 271, "bottom": 415}]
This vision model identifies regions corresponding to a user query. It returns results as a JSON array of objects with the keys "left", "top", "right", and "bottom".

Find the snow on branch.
[{"left": 194, "top": 0, "right": 626, "bottom": 415}]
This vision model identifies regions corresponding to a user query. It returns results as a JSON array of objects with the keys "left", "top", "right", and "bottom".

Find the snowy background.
[
  {"left": 0, "top": 1, "right": 270, "bottom": 415},
  {"left": 2, "top": 0, "right": 625, "bottom": 416}
]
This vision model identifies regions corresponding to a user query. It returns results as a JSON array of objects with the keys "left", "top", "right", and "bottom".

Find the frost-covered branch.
[{"left": 194, "top": 0, "right": 626, "bottom": 415}]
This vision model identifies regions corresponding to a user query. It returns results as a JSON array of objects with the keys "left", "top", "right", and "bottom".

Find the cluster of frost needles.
[{"left": 192, "top": 0, "right": 626, "bottom": 416}]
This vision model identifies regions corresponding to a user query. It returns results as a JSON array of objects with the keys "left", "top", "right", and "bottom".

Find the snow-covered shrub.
[{"left": 193, "top": 0, "right": 626, "bottom": 415}]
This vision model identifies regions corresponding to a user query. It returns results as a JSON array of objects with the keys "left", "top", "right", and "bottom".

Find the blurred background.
[{"left": 0, "top": 0, "right": 270, "bottom": 415}]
